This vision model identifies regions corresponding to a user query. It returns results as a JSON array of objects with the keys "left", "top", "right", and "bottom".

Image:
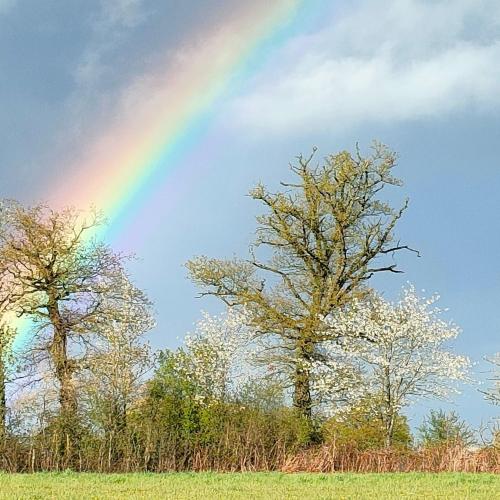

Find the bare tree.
[
  {"left": 187, "top": 143, "right": 415, "bottom": 421},
  {"left": 482, "top": 353, "right": 500, "bottom": 406}
]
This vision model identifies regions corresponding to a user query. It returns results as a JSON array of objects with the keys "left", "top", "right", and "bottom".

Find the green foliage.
[
  {"left": 135, "top": 349, "right": 314, "bottom": 468},
  {"left": 322, "top": 403, "right": 412, "bottom": 450},
  {"left": 418, "top": 410, "right": 476, "bottom": 447},
  {"left": 145, "top": 349, "right": 203, "bottom": 441},
  {"left": 236, "top": 379, "right": 285, "bottom": 412},
  {"left": 186, "top": 143, "right": 412, "bottom": 420}
]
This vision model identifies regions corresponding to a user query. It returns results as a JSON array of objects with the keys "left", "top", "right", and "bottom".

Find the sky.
[{"left": 0, "top": 0, "right": 499, "bottom": 428}]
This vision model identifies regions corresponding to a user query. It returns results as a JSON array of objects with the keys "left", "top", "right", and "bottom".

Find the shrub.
[
  {"left": 322, "top": 403, "right": 412, "bottom": 450},
  {"left": 418, "top": 410, "right": 475, "bottom": 447}
]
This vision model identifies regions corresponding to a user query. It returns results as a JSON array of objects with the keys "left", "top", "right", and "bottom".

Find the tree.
[
  {"left": 187, "top": 143, "right": 414, "bottom": 422},
  {"left": 182, "top": 308, "right": 254, "bottom": 402},
  {"left": 0, "top": 204, "right": 140, "bottom": 457},
  {"left": 141, "top": 309, "right": 255, "bottom": 458},
  {"left": 150, "top": 308, "right": 252, "bottom": 407},
  {"left": 418, "top": 410, "right": 475, "bottom": 447},
  {"left": 0, "top": 201, "right": 17, "bottom": 444},
  {"left": 481, "top": 353, "right": 499, "bottom": 405},
  {"left": 80, "top": 273, "right": 155, "bottom": 447},
  {"left": 0, "top": 322, "right": 15, "bottom": 444},
  {"left": 318, "top": 285, "right": 470, "bottom": 446},
  {"left": 322, "top": 398, "right": 412, "bottom": 450}
]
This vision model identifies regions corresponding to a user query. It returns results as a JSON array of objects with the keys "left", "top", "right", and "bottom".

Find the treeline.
[{"left": 0, "top": 143, "right": 498, "bottom": 472}]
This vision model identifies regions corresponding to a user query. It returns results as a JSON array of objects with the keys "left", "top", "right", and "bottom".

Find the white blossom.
[
  {"left": 315, "top": 284, "right": 471, "bottom": 420},
  {"left": 181, "top": 307, "right": 254, "bottom": 402},
  {"left": 79, "top": 272, "right": 156, "bottom": 426}
]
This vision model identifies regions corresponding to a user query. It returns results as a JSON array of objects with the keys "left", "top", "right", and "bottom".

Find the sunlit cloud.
[{"left": 230, "top": 0, "right": 500, "bottom": 135}]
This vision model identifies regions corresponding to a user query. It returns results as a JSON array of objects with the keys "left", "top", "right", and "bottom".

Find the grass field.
[{"left": 0, "top": 472, "right": 498, "bottom": 499}]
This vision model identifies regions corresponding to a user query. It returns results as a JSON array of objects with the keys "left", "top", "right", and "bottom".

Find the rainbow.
[
  {"left": 49, "top": 0, "right": 323, "bottom": 242},
  {"left": 13, "top": 1, "right": 325, "bottom": 349}
]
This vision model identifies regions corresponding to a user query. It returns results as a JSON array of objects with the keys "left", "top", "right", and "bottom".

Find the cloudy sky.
[{"left": 1, "top": 0, "right": 499, "bottom": 426}]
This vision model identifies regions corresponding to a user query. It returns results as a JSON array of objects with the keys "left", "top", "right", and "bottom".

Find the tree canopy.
[{"left": 187, "top": 143, "right": 416, "bottom": 419}]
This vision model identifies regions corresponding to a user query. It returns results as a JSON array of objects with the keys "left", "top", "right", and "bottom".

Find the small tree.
[
  {"left": 418, "top": 410, "right": 475, "bottom": 447},
  {"left": 152, "top": 308, "right": 253, "bottom": 407},
  {"left": 323, "top": 398, "right": 412, "bottom": 450},
  {"left": 142, "top": 309, "right": 254, "bottom": 454},
  {"left": 144, "top": 345, "right": 242, "bottom": 460},
  {"left": 187, "top": 143, "right": 414, "bottom": 423},
  {"left": 79, "top": 274, "right": 155, "bottom": 457},
  {"left": 319, "top": 285, "right": 470, "bottom": 446},
  {"left": 482, "top": 353, "right": 499, "bottom": 405}
]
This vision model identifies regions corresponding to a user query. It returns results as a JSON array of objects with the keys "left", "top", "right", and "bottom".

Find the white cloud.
[{"left": 230, "top": 0, "right": 500, "bottom": 135}]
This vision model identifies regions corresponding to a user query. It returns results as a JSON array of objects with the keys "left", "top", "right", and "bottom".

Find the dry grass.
[
  {"left": 2, "top": 437, "right": 499, "bottom": 474},
  {"left": 282, "top": 444, "right": 500, "bottom": 473}
]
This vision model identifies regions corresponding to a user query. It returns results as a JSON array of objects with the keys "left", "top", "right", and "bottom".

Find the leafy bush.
[
  {"left": 418, "top": 410, "right": 475, "bottom": 447},
  {"left": 322, "top": 402, "right": 412, "bottom": 450}
]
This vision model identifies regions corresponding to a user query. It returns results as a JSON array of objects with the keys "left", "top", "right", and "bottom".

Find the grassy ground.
[{"left": 0, "top": 472, "right": 498, "bottom": 499}]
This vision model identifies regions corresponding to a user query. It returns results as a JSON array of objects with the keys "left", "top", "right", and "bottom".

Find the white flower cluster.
[
  {"left": 81, "top": 272, "right": 156, "bottom": 411},
  {"left": 313, "top": 284, "right": 471, "bottom": 415},
  {"left": 182, "top": 307, "right": 253, "bottom": 403}
]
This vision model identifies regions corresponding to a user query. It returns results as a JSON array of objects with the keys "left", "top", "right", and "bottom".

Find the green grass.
[{"left": 0, "top": 472, "right": 498, "bottom": 499}]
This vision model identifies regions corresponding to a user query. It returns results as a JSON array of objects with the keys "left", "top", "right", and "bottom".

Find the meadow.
[{"left": 0, "top": 472, "right": 498, "bottom": 499}]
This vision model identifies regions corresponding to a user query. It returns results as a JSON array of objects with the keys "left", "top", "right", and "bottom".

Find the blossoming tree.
[
  {"left": 179, "top": 307, "right": 253, "bottom": 403},
  {"left": 80, "top": 272, "right": 155, "bottom": 439},
  {"left": 318, "top": 285, "right": 470, "bottom": 446}
]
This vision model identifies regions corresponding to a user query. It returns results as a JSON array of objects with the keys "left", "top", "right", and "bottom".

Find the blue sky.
[{"left": 0, "top": 0, "right": 499, "bottom": 428}]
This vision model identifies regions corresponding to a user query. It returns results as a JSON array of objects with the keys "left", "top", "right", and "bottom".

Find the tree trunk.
[
  {"left": 383, "top": 363, "right": 394, "bottom": 448},
  {"left": 48, "top": 298, "right": 77, "bottom": 461},
  {"left": 0, "top": 353, "right": 6, "bottom": 446},
  {"left": 293, "top": 365, "right": 312, "bottom": 419},
  {"left": 385, "top": 413, "right": 395, "bottom": 448},
  {"left": 106, "top": 401, "right": 127, "bottom": 466},
  {"left": 50, "top": 322, "right": 77, "bottom": 419},
  {"left": 293, "top": 360, "right": 323, "bottom": 444},
  {"left": 293, "top": 337, "right": 315, "bottom": 420}
]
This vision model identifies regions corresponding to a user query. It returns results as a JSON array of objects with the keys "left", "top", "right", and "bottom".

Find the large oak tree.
[
  {"left": 0, "top": 204, "right": 149, "bottom": 459},
  {"left": 187, "top": 143, "right": 416, "bottom": 421}
]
